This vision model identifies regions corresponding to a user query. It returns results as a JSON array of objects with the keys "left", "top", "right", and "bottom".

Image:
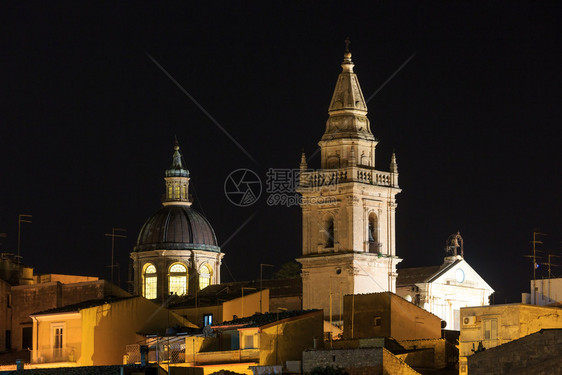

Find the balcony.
[
  {"left": 195, "top": 349, "right": 260, "bottom": 365},
  {"left": 33, "top": 347, "right": 77, "bottom": 364},
  {"left": 298, "top": 166, "right": 396, "bottom": 190}
]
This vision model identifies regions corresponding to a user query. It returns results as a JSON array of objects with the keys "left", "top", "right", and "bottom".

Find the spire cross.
[{"left": 344, "top": 37, "right": 351, "bottom": 53}]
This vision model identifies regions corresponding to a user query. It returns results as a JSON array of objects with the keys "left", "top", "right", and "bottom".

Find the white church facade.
[{"left": 395, "top": 233, "right": 494, "bottom": 331}]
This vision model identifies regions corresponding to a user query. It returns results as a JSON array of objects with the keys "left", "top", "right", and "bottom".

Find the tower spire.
[
  {"left": 300, "top": 150, "right": 308, "bottom": 171},
  {"left": 323, "top": 39, "right": 373, "bottom": 142}
]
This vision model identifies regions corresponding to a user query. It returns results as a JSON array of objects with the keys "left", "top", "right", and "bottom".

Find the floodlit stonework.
[
  {"left": 131, "top": 142, "right": 223, "bottom": 302},
  {"left": 396, "top": 254, "right": 494, "bottom": 331},
  {"left": 297, "top": 48, "right": 401, "bottom": 319}
]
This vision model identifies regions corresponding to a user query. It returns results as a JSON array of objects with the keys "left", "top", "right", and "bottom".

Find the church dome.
[{"left": 134, "top": 205, "right": 220, "bottom": 252}]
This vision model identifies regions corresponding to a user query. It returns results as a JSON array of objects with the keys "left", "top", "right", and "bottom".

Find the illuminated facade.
[
  {"left": 131, "top": 141, "right": 223, "bottom": 302},
  {"left": 396, "top": 254, "right": 494, "bottom": 331},
  {"left": 297, "top": 48, "right": 402, "bottom": 319}
]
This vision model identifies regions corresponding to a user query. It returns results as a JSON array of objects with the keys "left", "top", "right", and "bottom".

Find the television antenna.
[
  {"left": 104, "top": 227, "right": 127, "bottom": 285},
  {"left": 524, "top": 231, "right": 546, "bottom": 304}
]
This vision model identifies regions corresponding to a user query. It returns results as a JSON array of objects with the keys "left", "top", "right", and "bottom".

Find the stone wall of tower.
[{"left": 296, "top": 48, "right": 401, "bottom": 320}]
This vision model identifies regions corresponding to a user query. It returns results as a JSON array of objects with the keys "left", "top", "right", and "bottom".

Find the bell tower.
[{"left": 296, "top": 43, "right": 402, "bottom": 320}]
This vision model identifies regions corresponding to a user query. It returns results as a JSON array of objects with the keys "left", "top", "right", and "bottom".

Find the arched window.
[
  {"left": 168, "top": 263, "right": 188, "bottom": 296},
  {"left": 199, "top": 265, "right": 212, "bottom": 290},
  {"left": 168, "top": 185, "right": 173, "bottom": 199},
  {"left": 368, "top": 212, "right": 380, "bottom": 253},
  {"left": 323, "top": 215, "right": 334, "bottom": 248},
  {"left": 175, "top": 185, "right": 180, "bottom": 199},
  {"left": 143, "top": 264, "right": 157, "bottom": 299}
]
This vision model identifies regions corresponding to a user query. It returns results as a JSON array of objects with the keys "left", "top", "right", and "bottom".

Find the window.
[
  {"left": 168, "top": 263, "right": 187, "bottom": 296},
  {"left": 175, "top": 185, "right": 180, "bottom": 199},
  {"left": 53, "top": 325, "right": 63, "bottom": 359},
  {"left": 168, "top": 185, "right": 173, "bottom": 199},
  {"left": 323, "top": 215, "right": 334, "bottom": 248},
  {"left": 199, "top": 264, "right": 212, "bottom": 290},
  {"left": 244, "top": 334, "right": 256, "bottom": 349},
  {"left": 183, "top": 185, "right": 188, "bottom": 199},
  {"left": 374, "top": 316, "right": 382, "bottom": 327},
  {"left": 368, "top": 212, "right": 380, "bottom": 253},
  {"left": 5, "top": 330, "right": 10, "bottom": 350},
  {"left": 203, "top": 314, "right": 213, "bottom": 326},
  {"left": 143, "top": 263, "right": 157, "bottom": 299},
  {"left": 368, "top": 213, "right": 378, "bottom": 242},
  {"left": 483, "top": 319, "right": 498, "bottom": 341}
]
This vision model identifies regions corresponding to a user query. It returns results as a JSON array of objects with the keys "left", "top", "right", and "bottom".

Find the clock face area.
[{"left": 456, "top": 268, "right": 465, "bottom": 283}]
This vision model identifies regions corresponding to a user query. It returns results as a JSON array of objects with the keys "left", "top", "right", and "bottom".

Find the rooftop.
[
  {"left": 169, "top": 278, "right": 302, "bottom": 308},
  {"left": 397, "top": 259, "right": 463, "bottom": 286},
  {"left": 30, "top": 296, "right": 136, "bottom": 316},
  {"left": 213, "top": 309, "right": 321, "bottom": 329}
]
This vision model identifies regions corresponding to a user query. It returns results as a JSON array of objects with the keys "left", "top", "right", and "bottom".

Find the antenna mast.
[
  {"left": 104, "top": 227, "right": 127, "bottom": 285},
  {"left": 527, "top": 231, "right": 546, "bottom": 304}
]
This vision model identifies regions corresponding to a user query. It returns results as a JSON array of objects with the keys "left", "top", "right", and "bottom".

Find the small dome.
[{"left": 135, "top": 205, "right": 220, "bottom": 252}]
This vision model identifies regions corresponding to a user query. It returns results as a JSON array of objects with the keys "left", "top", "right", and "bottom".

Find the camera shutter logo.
[{"left": 224, "top": 169, "right": 262, "bottom": 207}]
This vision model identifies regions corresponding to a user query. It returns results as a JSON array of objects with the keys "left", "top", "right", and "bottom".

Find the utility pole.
[
  {"left": 104, "top": 227, "right": 127, "bottom": 285},
  {"left": 259, "top": 263, "right": 274, "bottom": 313},
  {"left": 527, "top": 231, "right": 546, "bottom": 304},
  {"left": 17, "top": 214, "right": 32, "bottom": 259}
]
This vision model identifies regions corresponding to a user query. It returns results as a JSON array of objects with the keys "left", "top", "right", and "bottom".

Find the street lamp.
[
  {"left": 17, "top": 214, "right": 32, "bottom": 259},
  {"left": 241, "top": 287, "right": 256, "bottom": 317},
  {"left": 260, "top": 263, "right": 274, "bottom": 313},
  {"left": 276, "top": 307, "right": 288, "bottom": 366}
]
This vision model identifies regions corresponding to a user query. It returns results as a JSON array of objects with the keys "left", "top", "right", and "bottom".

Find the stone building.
[
  {"left": 522, "top": 277, "right": 562, "bottom": 306},
  {"left": 131, "top": 142, "right": 224, "bottom": 302},
  {"left": 342, "top": 292, "right": 442, "bottom": 341},
  {"left": 0, "top": 267, "right": 129, "bottom": 364},
  {"left": 396, "top": 233, "right": 494, "bottom": 331},
  {"left": 458, "top": 303, "right": 562, "bottom": 374},
  {"left": 30, "top": 296, "right": 192, "bottom": 366},
  {"left": 464, "top": 329, "right": 562, "bottom": 375},
  {"left": 297, "top": 47, "right": 401, "bottom": 319}
]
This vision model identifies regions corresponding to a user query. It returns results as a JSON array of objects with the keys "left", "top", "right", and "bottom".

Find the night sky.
[{"left": 1, "top": 2, "right": 560, "bottom": 303}]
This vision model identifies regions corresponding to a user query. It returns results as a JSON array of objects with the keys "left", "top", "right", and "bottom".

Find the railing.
[
  {"left": 195, "top": 349, "right": 260, "bottom": 364},
  {"left": 33, "top": 347, "right": 77, "bottom": 363},
  {"left": 299, "top": 167, "right": 394, "bottom": 189},
  {"left": 125, "top": 341, "right": 260, "bottom": 366},
  {"left": 368, "top": 241, "right": 382, "bottom": 253}
]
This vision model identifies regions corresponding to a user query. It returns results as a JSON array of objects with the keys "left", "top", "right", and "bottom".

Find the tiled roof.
[
  {"left": 397, "top": 260, "right": 462, "bottom": 286},
  {"left": 396, "top": 266, "right": 442, "bottom": 286},
  {"left": 30, "top": 296, "right": 136, "bottom": 316},
  {"left": 213, "top": 309, "right": 320, "bottom": 329}
]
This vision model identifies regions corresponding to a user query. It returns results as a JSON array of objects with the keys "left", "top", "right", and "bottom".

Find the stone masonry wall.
[
  {"left": 382, "top": 348, "right": 420, "bottom": 375},
  {"left": 468, "top": 329, "right": 562, "bottom": 375},
  {"left": 302, "top": 347, "right": 383, "bottom": 374},
  {"left": 398, "top": 338, "right": 448, "bottom": 368}
]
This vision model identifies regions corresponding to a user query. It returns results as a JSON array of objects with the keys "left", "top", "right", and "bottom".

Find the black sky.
[{"left": 1, "top": 2, "right": 560, "bottom": 303}]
